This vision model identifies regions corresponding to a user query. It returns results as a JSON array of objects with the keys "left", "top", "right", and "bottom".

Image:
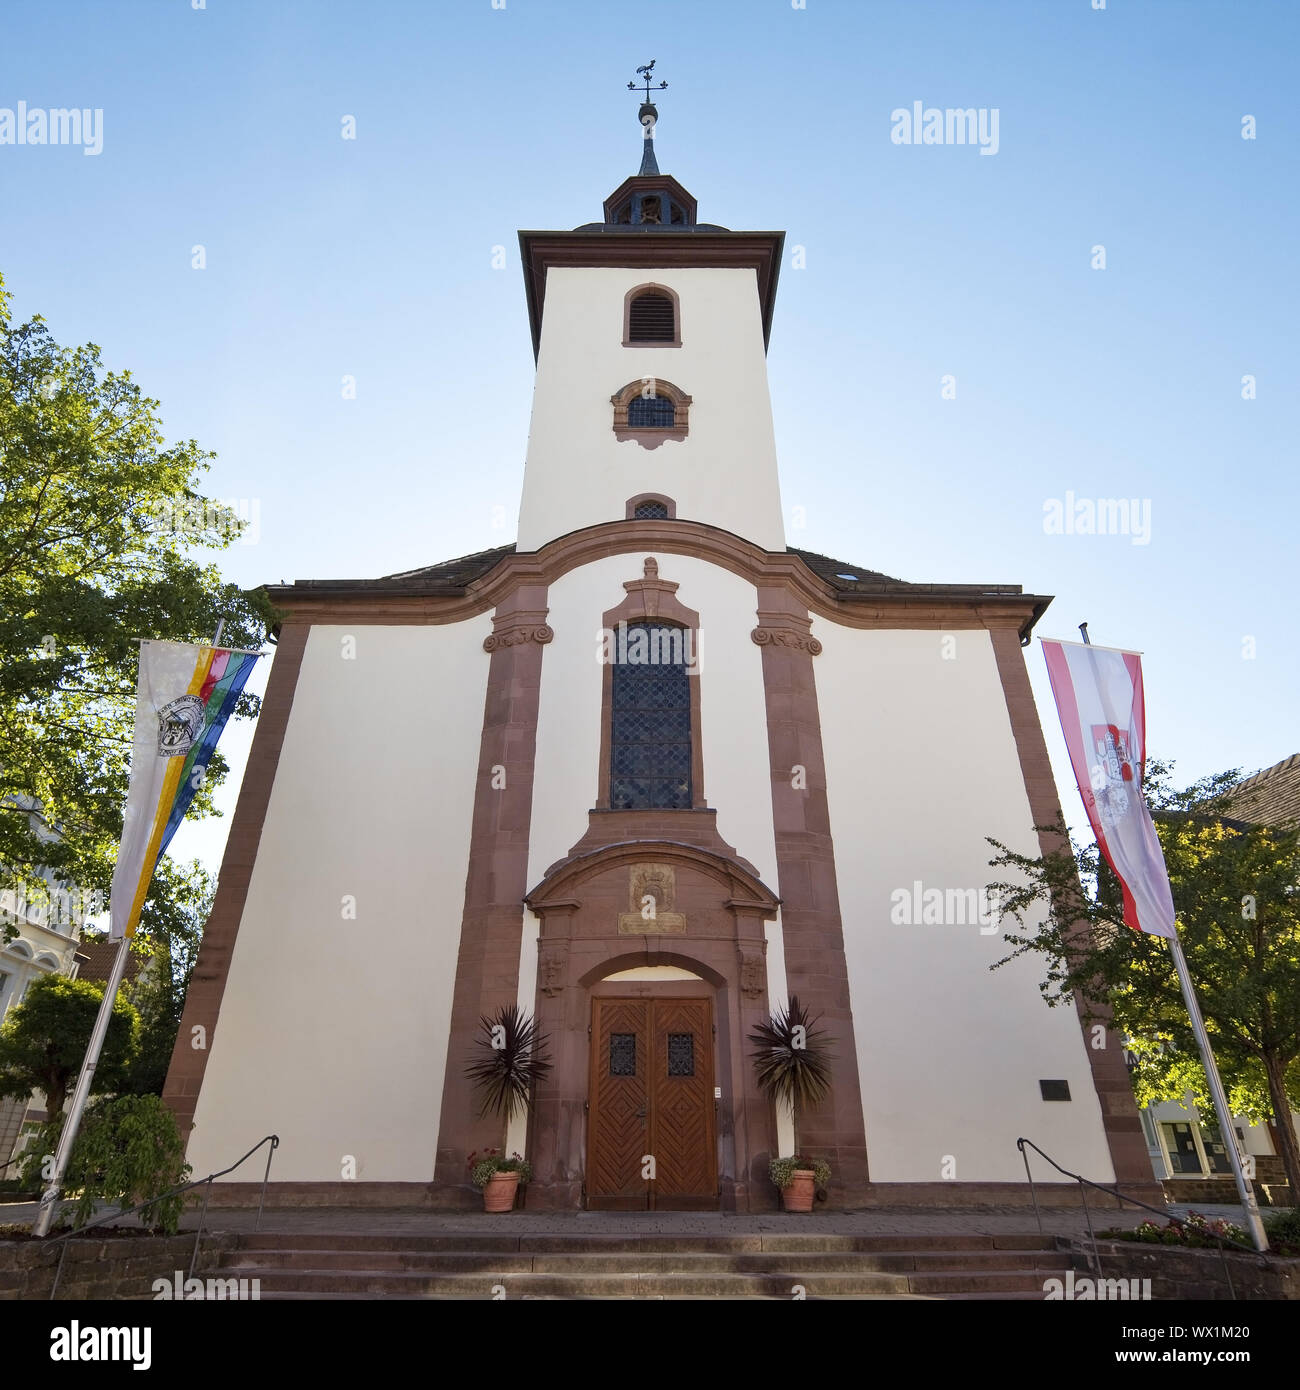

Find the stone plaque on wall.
[{"left": 617, "top": 863, "right": 687, "bottom": 935}]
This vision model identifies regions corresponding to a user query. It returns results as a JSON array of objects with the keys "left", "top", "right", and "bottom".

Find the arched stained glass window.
[{"left": 609, "top": 622, "right": 692, "bottom": 810}]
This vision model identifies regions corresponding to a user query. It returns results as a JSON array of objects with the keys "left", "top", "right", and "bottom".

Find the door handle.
[{"left": 636, "top": 1106, "right": 647, "bottom": 1119}]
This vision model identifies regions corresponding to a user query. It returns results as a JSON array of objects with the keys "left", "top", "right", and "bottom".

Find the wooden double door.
[{"left": 587, "top": 997, "right": 717, "bottom": 1209}]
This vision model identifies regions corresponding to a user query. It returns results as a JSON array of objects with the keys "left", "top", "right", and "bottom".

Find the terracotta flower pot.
[
  {"left": 781, "top": 1169, "right": 816, "bottom": 1212},
  {"left": 482, "top": 1171, "right": 521, "bottom": 1213}
]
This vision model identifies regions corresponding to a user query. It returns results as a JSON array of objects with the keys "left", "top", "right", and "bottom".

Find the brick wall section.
[
  {"left": 0, "top": 1233, "right": 238, "bottom": 1300},
  {"left": 988, "top": 626, "right": 1162, "bottom": 1199},
  {"left": 1059, "top": 1236, "right": 1300, "bottom": 1300},
  {"left": 162, "top": 622, "right": 311, "bottom": 1138},
  {"left": 754, "top": 586, "right": 870, "bottom": 1195},
  {"left": 432, "top": 586, "right": 550, "bottom": 1194}
]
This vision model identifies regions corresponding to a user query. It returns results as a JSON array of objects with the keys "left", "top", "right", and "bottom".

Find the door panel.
[
  {"left": 649, "top": 998, "right": 716, "bottom": 1206},
  {"left": 587, "top": 999, "right": 650, "bottom": 1208},
  {"left": 588, "top": 996, "right": 716, "bottom": 1210}
]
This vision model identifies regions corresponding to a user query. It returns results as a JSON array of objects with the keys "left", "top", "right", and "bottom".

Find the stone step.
[
  {"left": 230, "top": 1231, "right": 1054, "bottom": 1255},
  {"left": 223, "top": 1267, "right": 1059, "bottom": 1298},
  {"left": 248, "top": 1284, "right": 978, "bottom": 1295},
  {"left": 220, "top": 1248, "right": 1073, "bottom": 1275}
]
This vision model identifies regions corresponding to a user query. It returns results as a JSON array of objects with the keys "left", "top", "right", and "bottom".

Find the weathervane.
[{"left": 628, "top": 60, "right": 667, "bottom": 103}]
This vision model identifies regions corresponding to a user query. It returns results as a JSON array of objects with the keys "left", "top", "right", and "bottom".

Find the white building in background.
[
  {"left": 162, "top": 92, "right": 1162, "bottom": 1211},
  {"left": 0, "top": 883, "right": 85, "bottom": 1164}
]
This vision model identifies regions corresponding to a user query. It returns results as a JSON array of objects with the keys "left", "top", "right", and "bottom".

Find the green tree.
[
  {"left": 986, "top": 761, "right": 1300, "bottom": 1199},
  {"left": 0, "top": 972, "right": 139, "bottom": 1123},
  {"left": 20, "top": 1093, "right": 191, "bottom": 1233},
  {"left": 124, "top": 858, "right": 212, "bottom": 1096},
  {"left": 0, "top": 270, "right": 276, "bottom": 923}
]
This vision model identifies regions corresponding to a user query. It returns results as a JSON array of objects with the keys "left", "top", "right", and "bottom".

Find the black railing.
[
  {"left": 44, "top": 1134, "right": 279, "bottom": 1300},
  {"left": 1017, "top": 1136, "right": 1261, "bottom": 1299}
]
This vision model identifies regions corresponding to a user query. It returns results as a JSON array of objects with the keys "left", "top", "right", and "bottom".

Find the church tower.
[
  {"left": 516, "top": 79, "right": 786, "bottom": 551},
  {"left": 165, "top": 69, "right": 1159, "bottom": 1214}
]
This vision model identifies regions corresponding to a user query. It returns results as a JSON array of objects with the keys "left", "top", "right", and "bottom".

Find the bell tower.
[{"left": 516, "top": 65, "right": 787, "bottom": 552}]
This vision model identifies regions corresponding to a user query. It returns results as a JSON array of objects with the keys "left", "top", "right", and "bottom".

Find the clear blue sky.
[{"left": 2, "top": 0, "right": 1296, "bottom": 877}]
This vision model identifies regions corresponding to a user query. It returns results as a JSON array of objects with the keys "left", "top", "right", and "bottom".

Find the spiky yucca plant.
[
  {"left": 464, "top": 1004, "right": 553, "bottom": 1120},
  {"left": 748, "top": 994, "right": 834, "bottom": 1147}
]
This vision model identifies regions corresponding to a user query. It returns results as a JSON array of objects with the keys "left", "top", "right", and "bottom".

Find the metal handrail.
[
  {"left": 44, "top": 1133, "right": 279, "bottom": 1300},
  {"left": 1018, "top": 1136, "right": 1261, "bottom": 1300}
]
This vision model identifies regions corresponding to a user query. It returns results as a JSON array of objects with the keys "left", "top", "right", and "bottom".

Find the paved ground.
[{"left": 2, "top": 1200, "right": 1278, "bottom": 1237}]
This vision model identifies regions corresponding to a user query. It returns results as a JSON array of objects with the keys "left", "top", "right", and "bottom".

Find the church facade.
[{"left": 163, "top": 102, "right": 1156, "bottom": 1210}]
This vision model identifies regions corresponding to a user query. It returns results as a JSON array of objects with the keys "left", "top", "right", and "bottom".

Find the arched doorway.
[{"left": 523, "top": 831, "right": 781, "bottom": 1211}]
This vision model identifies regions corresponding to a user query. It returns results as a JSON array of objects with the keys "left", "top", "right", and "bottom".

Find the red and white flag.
[{"left": 1040, "top": 639, "right": 1176, "bottom": 939}]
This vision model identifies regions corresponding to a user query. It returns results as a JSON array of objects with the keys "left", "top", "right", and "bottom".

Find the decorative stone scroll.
[
  {"left": 751, "top": 627, "right": 822, "bottom": 656},
  {"left": 483, "top": 624, "right": 554, "bottom": 652}
]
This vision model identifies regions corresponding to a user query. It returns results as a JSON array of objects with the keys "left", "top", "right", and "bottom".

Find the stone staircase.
[{"left": 215, "top": 1231, "right": 1075, "bottom": 1299}]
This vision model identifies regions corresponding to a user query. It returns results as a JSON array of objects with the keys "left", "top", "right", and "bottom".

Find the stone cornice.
[
  {"left": 270, "top": 520, "right": 1051, "bottom": 642},
  {"left": 518, "top": 228, "right": 785, "bottom": 359},
  {"left": 526, "top": 837, "right": 779, "bottom": 914}
]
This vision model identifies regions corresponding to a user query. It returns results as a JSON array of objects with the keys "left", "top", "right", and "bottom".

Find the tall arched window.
[{"left": 609, "top": 622, "right": 692, "bottom": 810}]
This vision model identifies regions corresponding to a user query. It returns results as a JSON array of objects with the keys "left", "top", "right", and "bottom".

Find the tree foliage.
[
  {"left": 21, "top": 1093, "right": 191, "bottom": 1233},
  {"left": 123, "top": 858, "right": 212, "bottom": 1097},
  {"left": 987, "top": 759, "right": 1300, "bottom": 1197},
  {"left": 0, "top": 270, "right": 276, "bottom": 917},
  {"left": 0, "top": 972, "right": 138, "bottom": 1121}
]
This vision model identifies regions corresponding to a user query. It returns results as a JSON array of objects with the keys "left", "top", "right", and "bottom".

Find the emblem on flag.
[
  {"left": 1040, "top": 638, "right": 1176, "bottom": 939},
  {"left": 157, "top": 695, "right": 206, "bottom": 756},
  {"left": 110, "top": 640, "right": 261, "bottom": 939}
]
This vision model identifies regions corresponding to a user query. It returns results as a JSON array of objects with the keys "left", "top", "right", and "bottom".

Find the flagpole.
[
  {"left": 31, "top": 937, "right": 131, "bottom": 1236},
  {"left": 1078, "top": 623, "right": 1268, "bottom": 1252},
  {"left": 1166, "top": 933, "right": 1268, "bottom": 1251},
  {"left": 32, "top": 621, "right": 226, "bottom": 1238}
]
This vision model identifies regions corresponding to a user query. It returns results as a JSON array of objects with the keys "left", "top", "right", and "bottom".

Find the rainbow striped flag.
[{"left": 109, "top": 640, "right": 261, "bottom": 940}]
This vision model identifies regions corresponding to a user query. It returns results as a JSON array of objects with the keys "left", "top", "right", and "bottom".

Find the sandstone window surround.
[{"left": 611, "top": 377, "right": 691, "bottom": 448}]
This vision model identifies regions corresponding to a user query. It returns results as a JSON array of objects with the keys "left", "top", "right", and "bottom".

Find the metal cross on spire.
[{"left": 628, "top": 60, "right": 667, "bottom": 103}]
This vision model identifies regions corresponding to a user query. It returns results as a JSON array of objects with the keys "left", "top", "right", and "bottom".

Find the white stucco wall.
[
  {"left": 188, "top": 619, "right": 489, "bottom": 1182},
  {"left": 517, "top": 267, "right": 786, "bottom": 552},
  {"left": 816, "top": 625, "right": 1116, "bottom": 1184},
  {"left": 526, "top": 552, "right": 779, "bottom": 894}
]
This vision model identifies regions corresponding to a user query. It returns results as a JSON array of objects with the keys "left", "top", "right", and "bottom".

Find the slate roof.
[{"left": 1224, "top": 753, "right": 1300, "bottom": 829}]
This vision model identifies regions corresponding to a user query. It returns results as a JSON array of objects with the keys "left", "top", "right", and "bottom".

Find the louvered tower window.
[
  {"left": 628, "top": 291, "right": 676, "bottom": 343},
  {"left": 610, "top": 622, "right": 692, "bottom": 810}
]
